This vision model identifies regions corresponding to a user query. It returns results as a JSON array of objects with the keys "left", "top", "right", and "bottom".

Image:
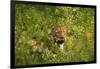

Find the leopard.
[{"left": 48, "top": 25, "right": 66, "bottom": 50}]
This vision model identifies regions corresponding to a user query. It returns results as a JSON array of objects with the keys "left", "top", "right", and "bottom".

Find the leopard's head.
[{"left": 49, "top": 25, "right": 67, "bottom": 50}]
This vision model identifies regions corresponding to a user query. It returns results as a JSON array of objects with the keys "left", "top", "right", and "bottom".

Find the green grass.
[{"left": 15, "top": 3, "right": 95, "bottom": 66}]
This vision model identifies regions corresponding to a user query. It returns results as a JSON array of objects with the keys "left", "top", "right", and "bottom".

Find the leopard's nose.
[{"left": 60, "top": 37, "right": 64, "bottom": 40}]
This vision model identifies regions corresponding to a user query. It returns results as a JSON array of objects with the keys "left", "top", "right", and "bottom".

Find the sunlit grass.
[{"left": 15, "top": 3, "right": 95, "bottom": 65}]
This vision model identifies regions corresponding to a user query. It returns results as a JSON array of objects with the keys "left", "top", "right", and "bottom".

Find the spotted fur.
[{"left": 48, "top": 25, "right": 66, "bottom": 50}]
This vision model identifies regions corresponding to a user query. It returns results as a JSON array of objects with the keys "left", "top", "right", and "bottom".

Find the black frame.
[{"left": 10, "top": 1, "right": 97, "bottom": 68}]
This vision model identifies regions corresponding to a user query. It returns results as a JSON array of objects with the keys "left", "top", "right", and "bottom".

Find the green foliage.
[{"left": 15, "top": 3, "right": 95, "bottom": 65}]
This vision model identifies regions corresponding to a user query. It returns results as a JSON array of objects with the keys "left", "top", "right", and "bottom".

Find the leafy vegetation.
[{"left": 15, "top": 3, "right": 95, "bottom": 66}]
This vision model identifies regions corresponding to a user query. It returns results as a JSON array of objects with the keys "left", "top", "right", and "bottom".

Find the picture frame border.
[{"left": 10, "top": 1, "right": 97, "bottom": 68}]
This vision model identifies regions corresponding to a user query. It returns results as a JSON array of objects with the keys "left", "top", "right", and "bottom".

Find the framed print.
[{"left": 10, "top": 1, "right": 96, "bottom": 68}]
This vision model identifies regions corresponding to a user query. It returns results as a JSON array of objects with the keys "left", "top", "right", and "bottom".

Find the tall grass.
[{"left": 15, "top": 3, "right": 95, "bottom": 65}]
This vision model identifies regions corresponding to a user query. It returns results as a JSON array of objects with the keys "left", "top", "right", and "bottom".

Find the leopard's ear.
[
  {"left": 52, "top": 24, "right": 57, "bottom": 30},
  {"left": 63, "top": 25, "right": 67, "bottom": 32},
  {"left": 52, "top": 25, "right": 55, "bottom": 29}
]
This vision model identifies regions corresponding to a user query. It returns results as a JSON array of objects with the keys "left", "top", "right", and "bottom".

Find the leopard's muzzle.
[{"left": 56, "top": 37, "right": 65, "bottom": 44}]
